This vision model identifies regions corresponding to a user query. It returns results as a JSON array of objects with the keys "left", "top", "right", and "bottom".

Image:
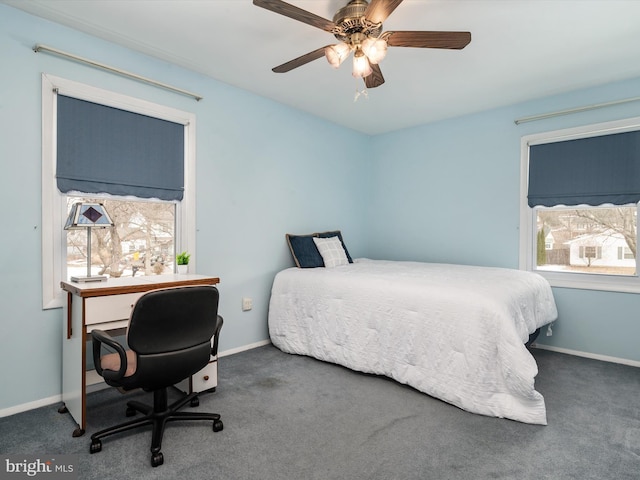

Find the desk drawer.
[
  {"left": 84, "top": 292, "right": 144, "bottom": 325},
  {"left": 191, "top": 360, "right": 218, "bottom": 392}
]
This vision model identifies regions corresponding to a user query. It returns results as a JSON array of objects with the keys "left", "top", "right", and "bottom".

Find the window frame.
[
  {"left": 42, "top": 74, "right": 196, "bottom": 309},
  {"left": 519, "top": 115, "right": 640, "bottom": 293}
]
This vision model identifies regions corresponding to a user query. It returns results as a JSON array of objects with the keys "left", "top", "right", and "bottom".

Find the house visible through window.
[{"left": 535, "top": 206, "right": 636, "bottom": 276}]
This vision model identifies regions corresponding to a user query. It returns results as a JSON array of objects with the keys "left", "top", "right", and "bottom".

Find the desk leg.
[{"left": 61, "top": 293, "right": 86, "bottom": 437}]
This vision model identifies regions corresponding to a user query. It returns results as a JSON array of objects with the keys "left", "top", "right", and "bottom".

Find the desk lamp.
[{"left": 64, "top": 202, "right": 114, "bottom": 283}]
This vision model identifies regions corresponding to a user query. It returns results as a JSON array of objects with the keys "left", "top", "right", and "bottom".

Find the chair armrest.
[
  {"left": 211, "top": 315, "right": 223, "bottom": 356},
  {"left": 91, "top": 329, "right": 128, "bottom": 381}
]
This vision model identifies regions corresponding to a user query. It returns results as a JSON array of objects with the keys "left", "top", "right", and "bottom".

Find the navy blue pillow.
[{"left": 286, "top": 231, "right": 353, "bottom": 268}]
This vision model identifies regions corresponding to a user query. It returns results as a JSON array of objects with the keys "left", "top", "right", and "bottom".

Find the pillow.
[
  {"left": 286, "top": 230, "right": 353, "bottom": 268},
  {"left": 312, "top": 236, "right": 349, "bottom": 268}
]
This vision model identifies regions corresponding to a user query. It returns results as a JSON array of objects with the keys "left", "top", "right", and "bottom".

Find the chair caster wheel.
[
  {"left": 89, "top": 440, "right": 102, "bottom": 454},
  {"left": 125, "top": 406, "right": 137, "bottom": 417},
  {"left": 190, "top": 396, "right": 200, "bottom": 407},
  {"left": 213, "top": 420, "right": 223, "bottom": 432},
  {"left": 151, "top": 452, "right": 164, "bottom": 467}
]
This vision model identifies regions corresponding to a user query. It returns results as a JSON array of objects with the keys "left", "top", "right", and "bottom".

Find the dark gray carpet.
[{"left": 1, "top": 345, "right": 638, "bottom": 479}]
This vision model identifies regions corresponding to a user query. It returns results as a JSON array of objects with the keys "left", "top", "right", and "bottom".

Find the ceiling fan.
[{"left": 253, "top": 0, "right": 471, "bottom": 88}]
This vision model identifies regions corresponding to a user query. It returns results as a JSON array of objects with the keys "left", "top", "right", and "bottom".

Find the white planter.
[{"left": 176, "top": 264, "right": 189, "bottom": 274}]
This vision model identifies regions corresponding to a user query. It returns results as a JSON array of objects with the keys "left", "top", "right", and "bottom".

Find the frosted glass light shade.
[
  {"left": 361, "top": 37, "right": 388, "bottom": 64},
  {"left": 352, "top": 51, "right": 372, "bottom": 78},
  {"left": 325, "top": 43, "right": 351, "bottom": 68}
]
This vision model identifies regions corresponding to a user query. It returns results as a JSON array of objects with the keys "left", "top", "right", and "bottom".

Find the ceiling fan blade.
[
  {"left": 386, "top": 31, "right": 471, "bottom": 49},
  {"left": 365, "top": 0, "right": 404, "bottom": 24},
  {"left": 364, "top": 63, "right": 385, "bottom": 89},
  {"left": 272, "top": 46, "right": 330, "bottom": 73},
  {"left": 253, "top": 0, "right": 335, "bottom": 32}
]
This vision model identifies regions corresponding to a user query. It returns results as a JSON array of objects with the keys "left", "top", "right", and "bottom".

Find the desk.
[{"left": 60, "top": 274, "right": 220, "bottom": 437}]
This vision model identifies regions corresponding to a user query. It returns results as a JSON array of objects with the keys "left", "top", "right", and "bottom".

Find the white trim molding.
[
  {"left": 0, "top": 394, "right": 62, "bottom": 419},
  {"left": 533, "top": 344, "right": 640, "bottom": 368},
  {"left": 218, "top": 340, "right": 272, "bottom": 358}
]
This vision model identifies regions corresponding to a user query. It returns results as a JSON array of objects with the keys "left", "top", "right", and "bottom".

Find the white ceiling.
[{"left": 5, "top": 0, "right": 640, "bottom": 135}]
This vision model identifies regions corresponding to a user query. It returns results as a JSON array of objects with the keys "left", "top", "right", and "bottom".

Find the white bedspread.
[{"left": 268, "top": 259, "right": 558, "bottom": 424}]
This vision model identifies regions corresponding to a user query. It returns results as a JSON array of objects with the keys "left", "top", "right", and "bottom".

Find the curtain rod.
[
  {"left": 33, "top": 44, "right": 203, "bottom": 101},
  {"left": 514, "top": 96, "right": 640, "bottom": 125}
]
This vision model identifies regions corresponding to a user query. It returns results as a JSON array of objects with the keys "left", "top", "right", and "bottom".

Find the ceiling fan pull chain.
[{"left": 354, "top": 86, "right": 369, "bottom": 103}]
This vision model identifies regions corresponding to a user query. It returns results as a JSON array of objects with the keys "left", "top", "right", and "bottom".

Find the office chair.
[{"left": 89, "top": 285, "right": 224, "bottom": 467}]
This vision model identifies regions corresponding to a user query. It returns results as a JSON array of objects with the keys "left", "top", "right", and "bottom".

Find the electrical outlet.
[{"left": 242, "top": 297, "right": 253, "bottom": 311}]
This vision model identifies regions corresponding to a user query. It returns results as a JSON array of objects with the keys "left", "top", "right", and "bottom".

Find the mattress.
[{"left": 268, "top": 259, "right": 558, "bottom": 424}]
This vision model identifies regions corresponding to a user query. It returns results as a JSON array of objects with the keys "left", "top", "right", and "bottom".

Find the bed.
[{"left": 269, "top": 237, "right": 558, "bottom": 425}]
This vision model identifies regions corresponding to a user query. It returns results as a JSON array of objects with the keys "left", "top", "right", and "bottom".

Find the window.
[
  {"left": 535, "top": 206, "right": 636, "bottom": 276},
  {"left": 42, "top": 74, "right": 196, "bottom": 309},
  {"left": 619, "top": 246, "right": 635, "bottom": 260},
  {"left": 580, "top": 246, "right": 600, "bottom": 260},
  {"left": 520, "top": 116, "right": 640, "bottom": 293},
  {"left": 66, "top": 196, "right": 176, "bottom": 279}
]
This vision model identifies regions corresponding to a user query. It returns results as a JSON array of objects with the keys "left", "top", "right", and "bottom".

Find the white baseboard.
[
  {"left": 218, "top": 339, "right": 271, "bottom": 358},
  {"left": 0, "top": 394, "right": 62, "bottom": 419},
  {"left": 533, "top": 343, "right": 640, "bottom": 368}
]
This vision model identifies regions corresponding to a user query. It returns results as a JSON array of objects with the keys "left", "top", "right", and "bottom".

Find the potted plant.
[{"left": 176, "top": 251, "right": 190, "bottom": 274}]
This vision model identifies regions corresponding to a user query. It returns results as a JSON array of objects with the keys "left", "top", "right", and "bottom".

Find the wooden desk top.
[{"left": 60, "top": 274, "right": 220, "bottom": 298}]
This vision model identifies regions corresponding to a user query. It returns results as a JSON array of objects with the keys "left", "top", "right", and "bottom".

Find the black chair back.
[{"left": 126, "top": 285, "right": 219, "bottom": 390}]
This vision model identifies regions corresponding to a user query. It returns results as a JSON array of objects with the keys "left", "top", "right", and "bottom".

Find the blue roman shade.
[
  {"left": 56, "top": 94, "right": 184, "bottom": 201},
  {"left": 528, "top": 130, "right": 640, "bottom": 207}
]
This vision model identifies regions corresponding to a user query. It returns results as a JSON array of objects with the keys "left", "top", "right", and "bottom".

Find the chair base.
[{"left": 90, "top": 388, "right": 223, "bottom": 467}]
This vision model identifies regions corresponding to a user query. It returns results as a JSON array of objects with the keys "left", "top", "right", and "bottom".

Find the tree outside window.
[{"left": 66, "top": 196, "right": 176, "bottom": 279}]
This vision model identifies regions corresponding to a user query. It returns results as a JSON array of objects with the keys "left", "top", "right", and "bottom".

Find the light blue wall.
[
  {"left": 368, "top": 76, "right": 640, "bottom": 362},
  {"left": 0, "top": 5, "right": 371, "bottom": 411},
  {"left": 2, "top": 3, "right": 639, "bottom": 414}
]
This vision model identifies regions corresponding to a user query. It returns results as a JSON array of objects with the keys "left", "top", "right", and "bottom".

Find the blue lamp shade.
[{"left": 64, "top": 202, "right": 114, "bottom": 230}]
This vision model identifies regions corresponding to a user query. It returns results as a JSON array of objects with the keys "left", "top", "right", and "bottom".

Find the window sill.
[{"left": 535, "top": 270, "right": 640, "bottom": 294}]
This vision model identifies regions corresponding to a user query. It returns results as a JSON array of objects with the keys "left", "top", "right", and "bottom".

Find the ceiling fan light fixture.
[
  {"left": 254, "top": 0, "right": 472, "bottom": 90},
  {"left": 361, "top": 37, "right": 387, "bottom": 64},
  {"left": 352, "top": 49, "right": 372, "bottom": 78},
  {"left": 325, "top": 42, "right": 351, "bottom": 68}
]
